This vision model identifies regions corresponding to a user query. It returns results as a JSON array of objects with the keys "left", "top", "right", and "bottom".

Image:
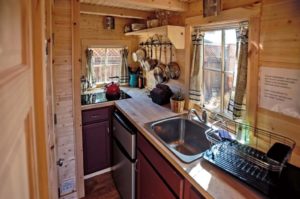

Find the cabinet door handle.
[
  {"left": 134, "top": 159, "right": 139, "bottom": 172},
  {"left": 90, "top": 115, "right": 99, "bottom": 119},
  {"left": 107, "top": 127, "right": 110, "bottom": 134}
]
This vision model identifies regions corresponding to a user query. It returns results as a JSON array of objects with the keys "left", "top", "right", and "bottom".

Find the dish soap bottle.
[
  {"left": 236, "top": 123, "right": 250, "bottom": 144},
  {"left": 138, "top": 71, "right": 144, "bottom": 89}
]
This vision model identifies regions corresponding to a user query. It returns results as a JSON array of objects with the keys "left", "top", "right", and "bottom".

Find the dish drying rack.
[{"left": 203, "top": 115, "right": 295, "bottom": 196}]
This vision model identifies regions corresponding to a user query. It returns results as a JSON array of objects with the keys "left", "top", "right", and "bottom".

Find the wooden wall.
[
  {"left": 256, "top": 0, "right": 300, "bottom": 166},
  {"left": 53, "top": 0, "right": 77, "bottom": 197}
]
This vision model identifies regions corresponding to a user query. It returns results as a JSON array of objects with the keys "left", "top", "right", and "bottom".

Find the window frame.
[
  {"left": 81, "top": 39, "right": 133, "bottom": 85},
  {"left": 89, "top": 46, "right": 124, "bottom": 84},
  {"left": 200, "top": 25, "right": 240, "bottom": 119}
]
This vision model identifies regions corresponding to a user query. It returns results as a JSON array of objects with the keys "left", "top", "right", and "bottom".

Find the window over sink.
[
  {"left": 189, "top": 23, "right": 249, "bottom": 119},
  {"left": 202, "top": 28, "right": 238, "bottom": 117}
]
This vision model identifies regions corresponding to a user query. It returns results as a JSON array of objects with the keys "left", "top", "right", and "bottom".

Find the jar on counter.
[{"left": 138, "top": 71, "right": 144, "bottom": 89}]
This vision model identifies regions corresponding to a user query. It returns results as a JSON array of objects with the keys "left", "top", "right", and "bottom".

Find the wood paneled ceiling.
[{"left": 80, "top": 0, "right": 189, "bottom": 12}]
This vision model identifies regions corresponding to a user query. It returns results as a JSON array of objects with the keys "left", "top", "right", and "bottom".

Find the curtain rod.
[{"left": 193, "top": 21, "right": 248, "bottom": 32}]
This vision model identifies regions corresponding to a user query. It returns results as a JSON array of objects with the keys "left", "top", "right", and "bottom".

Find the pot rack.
[{"left": 139, "top": 41, "right": 173, "bottom": 47}]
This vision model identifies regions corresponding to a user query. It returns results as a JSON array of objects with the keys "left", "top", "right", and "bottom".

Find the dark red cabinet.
[
  {"left": 82, "top": 107, "right": 112, "bottom": 175},
  {"left": 137, "top": 133, "right": 184, "bottom": 199},
  {"left": 137, "top": 133, "right": 206, "bottom": 199},
  {"left": 184, "top": 180, "right": 206, "bottom": 199},
  {"left": 137, "top": 151, "right": 176, "bottom": 199}
]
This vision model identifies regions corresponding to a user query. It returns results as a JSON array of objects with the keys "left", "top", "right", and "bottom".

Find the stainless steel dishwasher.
[{"left": 112, "top": 109, "right": 137, "bottom": 199}]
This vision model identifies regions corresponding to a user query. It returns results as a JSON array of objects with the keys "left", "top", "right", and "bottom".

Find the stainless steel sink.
[{"left": 144, "top": 115, "right": 212, "bottom": 163}]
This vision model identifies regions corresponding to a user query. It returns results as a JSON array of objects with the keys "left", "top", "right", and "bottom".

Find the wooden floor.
[{"left": 82, "top": 172, "right": 120, "bottom": 199}]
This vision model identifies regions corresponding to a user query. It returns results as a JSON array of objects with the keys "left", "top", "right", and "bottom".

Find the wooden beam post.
[
  {"left": 72, "top": 0, "right": 85, "bottom": 198},
  {"left": 80, "top": 0, "right": 188, "bottom": 12}
]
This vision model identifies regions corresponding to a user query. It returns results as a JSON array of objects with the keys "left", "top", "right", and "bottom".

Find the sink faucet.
[{"left": 188, "top": 109, "right": 207, "bottom": 123}]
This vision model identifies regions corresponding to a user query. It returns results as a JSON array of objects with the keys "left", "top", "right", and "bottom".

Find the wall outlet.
[{"left": 60, "top": 178, "right": 76, "bottom": 196}]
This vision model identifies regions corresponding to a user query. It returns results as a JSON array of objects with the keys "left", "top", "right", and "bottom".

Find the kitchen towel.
[
  {"left": 228, "top": 23, "right": 248, "bottom": 118},
  {"left": 120, "top": 48, "right": 129, "bottom": 86},
  {"left": 189, "top": 31, "right": 204, "bottom": 104}
]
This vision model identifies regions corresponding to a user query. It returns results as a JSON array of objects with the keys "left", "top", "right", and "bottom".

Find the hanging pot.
[
  {"left": 105, "top": 76, "right": 120, "bottom": 100},
  {"left": 149, "top": 43, "right": 158, "bottom": 70},
  {"left": 132, "top": 45, "right": 146, "bottom": 63},
  {"left": 166, "top": 44, "right": 180, "bottom": 79},
  {"left": 153, "top": 44, "right": 167, "bottom": 83},
  {"left": 144, "top": 43, "right": 152, "bottom": 71}
]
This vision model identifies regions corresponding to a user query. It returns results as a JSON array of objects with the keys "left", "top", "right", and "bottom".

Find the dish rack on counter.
[{"left": 203, "top": 116, "right": 295, "bottom": 196}]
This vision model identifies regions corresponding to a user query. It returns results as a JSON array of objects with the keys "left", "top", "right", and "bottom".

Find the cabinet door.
[
  {"left": 83, "top": 121, "right": 110, "bottom": 175},
  {"left": 137, "top": 151, "right": 176, "bottom": 199},
  {"left": 184, "top": 180, "right": 205, "bottom": 199}
]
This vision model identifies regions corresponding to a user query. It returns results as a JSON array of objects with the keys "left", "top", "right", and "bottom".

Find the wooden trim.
[
  {"left": 80, "top": 3, "right": 152, "bottom": 19},
  {"left": 72, "top": 0, "right": 85, "bottom": 198},
  {"left": 185, "top": 3, "right": 261, "bottom": 26},
  {"left": 32, "top": 0, "right": 51, "bottom": 198},
  {"left": 184, "top": 25, "right": 193, "bottom": 109},
  {"left": 246, "top": 16, "right": 261, "bottom": 126},
  {"left": 25, "top": 109, "right": 39, "bottom": 199},
  {"left": 45, "top": 0, "right": 58, "bottom": 198},
  {"left": 81, "top": 0, "right": 188, "bottom": 12}
]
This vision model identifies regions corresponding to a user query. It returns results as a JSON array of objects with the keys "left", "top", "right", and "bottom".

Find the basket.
[{"left": 170, "top": 98, "right": 185, "bottom": 113}]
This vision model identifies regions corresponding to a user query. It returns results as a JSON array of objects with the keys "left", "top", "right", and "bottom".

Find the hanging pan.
[
  {"left": 166, "top": 44, "right": 180, "bottom": 79},
  {"left": 132, "top": 44, "right": 147, "bottom": 69},
  {"left": 153, "top": 43, "right": 168, "bottom": 83},
  {"left": 149, "top": 41, "right": 158, "bottom": 70},
  {"left": 143, "top": 39, "right": 152, "bottom": 71}
]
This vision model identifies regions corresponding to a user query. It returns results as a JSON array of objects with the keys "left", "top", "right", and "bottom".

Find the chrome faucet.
[{"left": 187, "top": 109, "right": 207, "bottom": 123}]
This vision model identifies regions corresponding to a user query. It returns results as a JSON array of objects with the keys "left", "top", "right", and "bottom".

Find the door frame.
[
  {"left": 71, "top": 0, "right": 85, "bottom": 198},
  {"left": 31, "top": 0, "right": 56, "bottom": 198}
]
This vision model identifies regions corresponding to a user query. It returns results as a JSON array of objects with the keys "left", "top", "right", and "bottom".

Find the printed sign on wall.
[{"left": 259, "top": 67, "right": 300, "bottom": 119}]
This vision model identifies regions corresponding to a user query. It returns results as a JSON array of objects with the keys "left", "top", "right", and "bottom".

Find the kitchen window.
[
  {"left": 90, "top": 47, "right": 123, "bottom": 83},
  {"left": 202, "top": 28, "right": 239, "bottom": 117}
]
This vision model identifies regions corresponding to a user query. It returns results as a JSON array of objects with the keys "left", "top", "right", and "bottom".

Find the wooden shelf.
[{"left": 125, "top": 25, "right": 185, "bottom": 49}]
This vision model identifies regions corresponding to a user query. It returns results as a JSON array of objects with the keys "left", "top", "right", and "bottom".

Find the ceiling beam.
[
  {"left": 80, "top": 3, "right": 153, "bottom": 19},
  {"left": 80, "top": 0, "right": 188, "bottom": 12},
  {"left": 118, "top": 0, "right": 188, "bottom": 12}
]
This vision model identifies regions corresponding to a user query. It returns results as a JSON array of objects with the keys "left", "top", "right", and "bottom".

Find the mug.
[{"left": 129, "top": 74, "right": 138, "bottom": 87}]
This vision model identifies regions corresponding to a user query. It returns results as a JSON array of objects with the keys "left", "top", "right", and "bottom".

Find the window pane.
[
  {"left": 203, "top": 69, "right": 221, "bottom": 112},
  {"left": 224, "top": 29, "right": 237, "bottom": 72},
  {"left": 204, "top": 30, "right": 222, "bottom": 71},
  {"left": 91, "top": 48, "right": 122, "bottom": 83},
  {"left": 223, "top": 72, "right": 234, "bottom": 115}
]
